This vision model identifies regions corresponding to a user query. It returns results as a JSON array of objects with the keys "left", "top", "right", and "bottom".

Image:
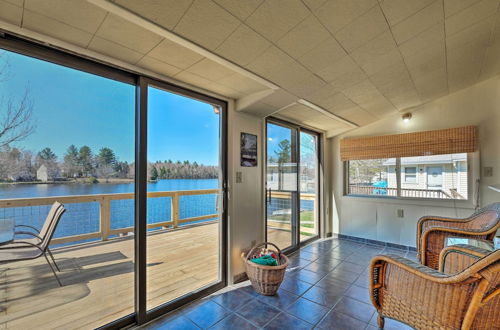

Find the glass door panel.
[
  {"left": 299, "top": 131, "right": 319, "bottom": 242},
  {"left": 266, "top": 123, "right": 296, "bottom": 250},
  {"left": 146, "top": 85, "right": 222, "bottom": 310}
]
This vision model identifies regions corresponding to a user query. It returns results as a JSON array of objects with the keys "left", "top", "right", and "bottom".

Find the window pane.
[
  {"left": 0, "top": 49, "right": 135, "bottom": 328},
  {"left": 399, "top": 153, "right": 468, "bottom": 199},
  {"left": 348, "top": 158, "right": 396, "bottom": 196},
  {"left": 299, "top": 131, "right": 319, "bottom": 242}
]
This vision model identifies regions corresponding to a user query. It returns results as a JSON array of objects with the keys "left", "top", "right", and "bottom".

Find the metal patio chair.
[{"left": 0, "top": 202, "right": 66, "bottom": 286}]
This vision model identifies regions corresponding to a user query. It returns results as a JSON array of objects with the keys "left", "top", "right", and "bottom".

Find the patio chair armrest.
[
  {"left": 438, "top": 244, "right": 491, "bottom": 273},
  {"left": 14, "top": 231, "right": 43, "bottom": 240},
  {"left": 14, "top": 224, "right": 40, "bottom": 233},
  {"left": 416, "top": 216, "right": 467, "bottom": 257}
]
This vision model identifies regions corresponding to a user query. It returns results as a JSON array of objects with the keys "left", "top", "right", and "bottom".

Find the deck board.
[{"left": 0, "top": 223, "right": 219, "bottom": 329}]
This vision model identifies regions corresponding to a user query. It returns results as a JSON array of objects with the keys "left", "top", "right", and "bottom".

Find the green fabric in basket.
[{"left": 251, "top": 255, "right": 278, "bottom": 266}]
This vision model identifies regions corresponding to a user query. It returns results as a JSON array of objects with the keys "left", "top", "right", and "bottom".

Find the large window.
[{"left": 347, "top": 153, "right": 468, "bottom": 200}]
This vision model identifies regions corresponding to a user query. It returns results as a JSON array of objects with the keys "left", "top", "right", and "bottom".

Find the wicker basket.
[{"left": 243, "top": 242, "right": 288, "bottom": 296}]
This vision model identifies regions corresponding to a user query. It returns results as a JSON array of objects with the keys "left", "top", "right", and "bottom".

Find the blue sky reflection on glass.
[{"left": 0, "top": 50, "right": 220, "bottom": 165}]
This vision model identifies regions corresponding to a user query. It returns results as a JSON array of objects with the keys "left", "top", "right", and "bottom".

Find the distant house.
[
  {"left": 383, "top": 153, "right": 467, "bottom": 199},
  {"left": 37, "top": 165, "right": 49, "bottom": 182}
]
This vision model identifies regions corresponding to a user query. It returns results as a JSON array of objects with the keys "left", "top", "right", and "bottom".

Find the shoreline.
[{"left": 0, "top": 178, "right": 135, "bottom": 185}]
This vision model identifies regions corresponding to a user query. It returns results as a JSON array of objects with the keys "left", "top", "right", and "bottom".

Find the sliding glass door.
[
  {"left": 0, "top": 36, "right": 227, "bottom": 329},
  {"left": 145, "top": 84, "right": 224, "bottom": 311},
  {"left": 266, "top": 120, "right": 320, "bottom": 251}
]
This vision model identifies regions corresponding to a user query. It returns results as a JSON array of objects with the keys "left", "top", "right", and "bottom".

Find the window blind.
[{"left": 340, "top": 126, "right": 477, "bottom": 161}]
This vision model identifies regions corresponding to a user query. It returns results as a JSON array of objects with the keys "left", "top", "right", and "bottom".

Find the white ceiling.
[{"left": 1, "top": 0, "right": 499, "bottom": 136}]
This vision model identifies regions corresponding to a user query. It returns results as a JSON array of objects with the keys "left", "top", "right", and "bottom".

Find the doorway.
[{"left": 265, "top": 119, "right": 320, "bottom": 251}]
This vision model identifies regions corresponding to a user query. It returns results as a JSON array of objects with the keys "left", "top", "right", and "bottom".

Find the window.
[
  {"left": 347, "top": 158, "right": 396, "bottom": 197},
  {"left": 347, "top": 153, "right": 468, "bottom": 200},
  {"left": 404, "top": 167, "right": 417, "bottom": 183}
]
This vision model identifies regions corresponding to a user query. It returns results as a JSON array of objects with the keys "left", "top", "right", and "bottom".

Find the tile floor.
[{"left": 139, "top": 237, "right": 417, "bottom": 329}]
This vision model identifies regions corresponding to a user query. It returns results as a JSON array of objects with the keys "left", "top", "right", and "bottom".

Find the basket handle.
[{"left": 245, "top": 242, "right": 282, "bottom": 264}]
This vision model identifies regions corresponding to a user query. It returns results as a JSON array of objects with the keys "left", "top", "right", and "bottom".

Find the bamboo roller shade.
[{"left": 340, "top": 126, "right": 477, "bottom": 161}]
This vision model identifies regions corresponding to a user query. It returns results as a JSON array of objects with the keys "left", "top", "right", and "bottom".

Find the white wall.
[
  {"left": 329, "top": 76, "right": 500, "bottom": 247},
  {"left": 227, "top": 105, "right": 265, "bottom": 281}
]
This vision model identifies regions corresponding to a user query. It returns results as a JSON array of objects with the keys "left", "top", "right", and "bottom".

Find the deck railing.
[
  {"left": 348, "top": 185, "right": 453, "bottom": 199},
  {"left": 0, "top": 189, "right": 220, "bottom": 245}
]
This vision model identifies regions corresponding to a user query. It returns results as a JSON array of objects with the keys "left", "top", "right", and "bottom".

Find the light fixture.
[{"left": 402, "top": 112, "right": 412, "bottom": 122}]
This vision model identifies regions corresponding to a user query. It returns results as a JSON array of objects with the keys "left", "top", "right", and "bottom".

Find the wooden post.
[
  {"left": 172, "top": 193, "right": 179, "bottom": 228},
  {"left": 100, "top": 197, "right": 111, "bottom": 241}
]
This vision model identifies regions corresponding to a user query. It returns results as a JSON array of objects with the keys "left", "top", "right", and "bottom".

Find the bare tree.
[
  {"left": 0, "top": 90, "right": 35, "bottom": 148},
  {"left": 0, "top": 53, "right": 35, "bottom": 148}
]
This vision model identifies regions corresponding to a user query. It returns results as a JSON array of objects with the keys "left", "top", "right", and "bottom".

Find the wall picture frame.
[{"left": 240, "top": 132, "right": 258, "bottom": 167}]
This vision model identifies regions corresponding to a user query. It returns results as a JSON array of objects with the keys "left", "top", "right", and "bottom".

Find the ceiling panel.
[
  {"left": 174, "top": 0, "right": 240, "bottom": 50},
  {"left": 113, "top": 0, "right": 193, "bottom": 30},
  {"left": 3, "top": 0, "right": 500, "bottom": 135},
  {"left": 275, "top": 103, "right": 352, "bottom": 131}
]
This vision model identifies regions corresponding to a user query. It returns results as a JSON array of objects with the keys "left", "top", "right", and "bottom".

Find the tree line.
[{"left": 0, "top": 145, "right": 218, "bottom": 182}]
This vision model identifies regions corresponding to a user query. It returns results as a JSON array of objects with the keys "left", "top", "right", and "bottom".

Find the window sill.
[{"left": 342, "top": 194, "right": 474, "bottom": 208}]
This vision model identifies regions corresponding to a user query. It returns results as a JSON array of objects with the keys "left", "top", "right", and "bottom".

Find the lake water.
[
  {"left": 0, "top": 179, "right": 313, "bottom": 244},
  {"left": 0, "top": 179, "right": 219, "bottom": 243}
]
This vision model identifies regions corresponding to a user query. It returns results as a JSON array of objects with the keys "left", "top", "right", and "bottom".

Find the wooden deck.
[{"left": 0, "top": 223, "right": 220, "bottom": 329}]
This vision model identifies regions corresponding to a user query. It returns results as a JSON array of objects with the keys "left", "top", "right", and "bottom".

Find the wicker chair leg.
[{"left": 377, "top": 315, "right": 385, "bottom": 329}]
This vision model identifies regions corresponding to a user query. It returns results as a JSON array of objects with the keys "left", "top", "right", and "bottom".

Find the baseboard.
[
  {"left": 233, "top": 272, "right": 248, "bottom": 284},
  {"left": 331, "top": 233, "right": 417, "bottom": 252}
]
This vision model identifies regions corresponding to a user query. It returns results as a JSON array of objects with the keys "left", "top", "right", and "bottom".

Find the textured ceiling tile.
[
  {"left": 277, "top": 104, "right": 346, "bottom": 131},
  {"left": 245, "top": 0, "right": 309, "bottom": 42},
  {"left": 317, "top": 56, "right": 368, "bottom": 89},
  {"left": 342, "top": 79, "right": 396, "bottom": 116},
  {"left": 447, "top": 42, "right": 485, "bottom": 91},
  {"left": 147, "top": 39, "right": 203, "bottom": 70},
  {"left": 319, "top": 92, "right": 359, "bottom": 113},
  {"left": 23, "top": 10, "right": 93, "bottom": 48},
  {"left": 412, "top": 68, "right": 448, "bottom": 102},
  {"left": 24, "top": 0, "right": 107, "bottom": 33},
  {"left": 96, "top": 14, "right": 163, "bottom": 54},
  {"left": 444, "top": 0, "right": 481, "bottom": 17},
  {"left": 302, "top": 0, "right": 328, "bottom": 11},
  {"left": 403, "top": 44, "right": 446, "bottom": 79},
  {"left": 215, "top": 24, "right": 271, "bottom": 66},
  {"left": 4, "top": 0, "right": 23, "bottom": 6},
  {"left": 0, "top": 0, "right": 22, "bottom": 26},
  {"left": 246, "top": 46, "right": 296, "bottom": 82},
  {"left": 114, "top": 0, "right": 193, "bottom": 30},
  {"left": 380, "top": 0, "right": 435, "bottom": 25},
  {"left": 277, "top": 16, "right": 331, "bottom": 58},
  {"left": 398, "top": 23, "right": 444, "bottom": 58},
  {"left": 446, "top": 16, "right": 496, "bottom": 50},
  {"left": 185, "top": 58, "right": 237, "bottom": 81},
  {"left": 349, "top": 31, "right": 403, "bottom": 76},
  {"left": 335, "top": 5, "right": 389, "bottom": 52},
  {"left": 241, "top": 101, "right": 279, "bottom": 117},
  {"left": 280, "top": 71, "right": 327, "bottom": 97},
  {"left": 174, "top": 71, "right": 242, "bottom": 98},
  {"left": 298, "top": 38, "right": 347, "bottom": 73},
  {"left": 88, "top": 36, "right": 144, "bottom": 63},
  {"left": 479, "top": 42, "right": 500, "bottom": 79},
  {"left": 174, "top": 0, "right": 240, "bottom": 50},
  {"left": 315, "top": 0, "right": 378, "bottom": 34},
  {"left": 391, "top": 0, "right": 443, "bottom": 45},
  {"left": 336, "top": 106, "right": 378, "bottom": 126},
  {"left": 260, "top": 89, "right": 297, "bottom": 108},
  {"left": 218, "top": 74, "right": 268, "bottom": 94},
  {"left": 136, "top": 56, "right": 182, "bottom": 77},
  {"left": 445, "top": 0, "right": 499, "bottom": 36},
  {"left": 308, "top": 84, "right": 341, "bottom": 105},
  {"left": 369, "top": 62, "right": 421, "bottom": 109},
  {"left": 213, "top": 0, "right": 263, "bottom": 20}
]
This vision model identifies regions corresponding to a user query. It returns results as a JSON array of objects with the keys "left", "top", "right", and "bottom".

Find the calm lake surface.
[{"left": 0, "top": 179, "right": 219, "bottom": 242}]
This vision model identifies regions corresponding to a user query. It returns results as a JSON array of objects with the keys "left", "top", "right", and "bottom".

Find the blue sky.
[{"left": 0, "top": 50, "right": 220, "bottom": 165}]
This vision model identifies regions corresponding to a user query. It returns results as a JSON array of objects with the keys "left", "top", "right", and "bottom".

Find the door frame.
[
  {"left": 265, "top": 117, "right": 322, "bottom": 254},
  {"left": 0, "top": 33, "right": 228, "bottom": 330}
]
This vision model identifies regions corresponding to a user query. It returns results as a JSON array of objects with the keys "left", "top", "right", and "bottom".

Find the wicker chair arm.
[
  {"left": 416, "top": 216, "right": 468, "bottom": 257},
  {"left": 438, "top": 244, "right": 491, "bottom": 273}
]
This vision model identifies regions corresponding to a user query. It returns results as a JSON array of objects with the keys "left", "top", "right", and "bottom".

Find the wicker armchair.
[
  {"left": 417, "top": 203, "right": 500, "bottom": 269},
  {"left": 370, "top": 250, "right": 500, "bottom": 329}
]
